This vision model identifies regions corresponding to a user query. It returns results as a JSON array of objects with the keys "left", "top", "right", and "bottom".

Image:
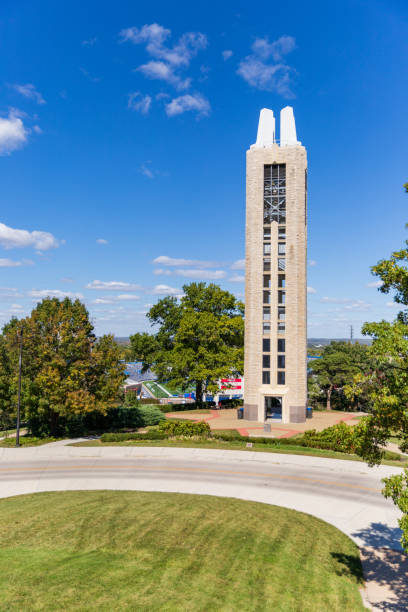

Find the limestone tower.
[{"left": 243, "top": 107, "right": 307, "bottom": 424}]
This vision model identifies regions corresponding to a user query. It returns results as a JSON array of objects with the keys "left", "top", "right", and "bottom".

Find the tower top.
[{"left": 251, "top": 106, "right": 301, "bottom": 148}]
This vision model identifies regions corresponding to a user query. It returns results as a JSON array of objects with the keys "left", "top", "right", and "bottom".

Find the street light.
[{"left": 15, "top": 327, "right": 23, "bottom": 448}]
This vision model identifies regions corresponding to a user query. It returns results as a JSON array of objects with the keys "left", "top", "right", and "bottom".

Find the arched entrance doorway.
[{"left": 265, "top": 396, "right": 282, "bottom": 420}]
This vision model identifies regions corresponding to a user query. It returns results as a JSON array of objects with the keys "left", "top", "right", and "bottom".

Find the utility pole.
[
  {"left": 16, "top": 327, "right": 23, "bottom": 448},
  {"left": 350, "top": 325, "right": 353, "bottom": 344}
]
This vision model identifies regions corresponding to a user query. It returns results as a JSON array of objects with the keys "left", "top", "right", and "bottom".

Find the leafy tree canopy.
[
  {"left": 2, "top": 298, "right": 125, "bottom": 435},
  {"left": 309, "top": 341, "right": 371, "bottom": 410},
  {"left": 130, "top": 283, "right": 244, "bottom": 402},
  {"left": 347, "top": 182, "right": 408, "bottom": 552}
]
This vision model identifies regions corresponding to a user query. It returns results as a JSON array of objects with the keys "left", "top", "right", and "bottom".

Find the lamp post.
[{"left": 15, "top": 327, "right": 23, "bottom": 448}]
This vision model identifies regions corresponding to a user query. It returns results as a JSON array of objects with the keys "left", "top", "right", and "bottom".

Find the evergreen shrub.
[{"left": 158, "top": 420, "right": 211, "bottom": 437}]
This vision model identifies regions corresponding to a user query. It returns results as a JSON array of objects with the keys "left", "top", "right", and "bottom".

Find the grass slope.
[
  {"left": 72, "top": 437, "right": 408, "bottom": 467},
  {"left": 0, "top": 491, "right": 364, "bottom": 611}
]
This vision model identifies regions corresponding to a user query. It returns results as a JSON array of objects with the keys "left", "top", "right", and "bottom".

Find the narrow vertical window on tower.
[
  {"left": 262, "top": 164, "right": 287, "bottom": 385},
  {"left": 264, "top": 164, "right": 286, "bottom": 224}
]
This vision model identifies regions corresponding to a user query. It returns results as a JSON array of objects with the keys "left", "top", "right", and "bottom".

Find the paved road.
[{"left": 0, "top": 445, "right": 406, "bottom": 610}]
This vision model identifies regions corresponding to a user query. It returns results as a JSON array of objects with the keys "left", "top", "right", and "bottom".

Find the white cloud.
[
  {"left": 153, "top": 255, "right": 222, "bottom": 268},
  {"left": 0, "top": 258, "right": 33, "bottom": 267},
  {"left": 93, "top": 296, "right": 142, "bottom": 305},
  {"left": 82, "top": 37, "right": 97, "bottom": 46},
  {"left": 136, "top": 61, "right": 190, "bottom": 90},
  {"left": 152, "top": 265, "right": 226, "bottom": 280},
  {"left": 153, "top": 268, "right": 172, "bottom": 276},
  {"left": 251, "top": 36, "right": 296, "bottom": 61},
  {"left": 116, "top": 294, "right": 140, "bottom": 301},
  {"left": 0, "top": 222, "right": 59, "bottom": 250},
  {"left": 222, "top": 50, "right": 233, "bottom": 61},
  {"left": 308, "top": 259, "right": 317, "bottom": 267},
  {"left": 230, "top": 259, "right": 245, "bottom": 270},
  {"left": 86, "top": 280, "right": 141, "bottom": 291},
  {"left": 156, "top": 92, "right": 170, "bottom": 100},
  {"left": 386, "top": 301, "right": 400, "bottom": 308},
  {"left": 0, "top": 287, "right": 23, "bottom": 297},
  {"left": 128, "top": 92, "right": 152, "bottom": 114},
  {"left": 0, "top": 109, "right": 29, "bottom": 155},
  {"left": 96, "top": 238, "right": 108, "bottom": 244},
  {"left": 79, "top": 67, "right": 101, "bottom": 83},
  {"left": 307, "top": 286, "right": 316, "bottom": 294},
  {"left": 320, "top": 296, "right": 371, "bottom": 311},
  {"left": 174, "top": 269, "right": 226, "bottom": 280},
  {"left": 120, "top": 24, "right": 207, "bottom": 97},
  {"left": 140, "top": 163, "right": 154, "bottom": 178},
  {"left": 119, "top": 24, "right": 207, "bottom": 67},
  {"left": 10, "top": 303, "right": 23, "bottom": 310},
  {"left": 61, "top": 277, "right": 73, "bottom": 283},
  {"left": 29, "top": 289, "right": 84, "bottom": 300},
  {"left": 93, "top": 298, "right": 115, "bottom": 304},
  {"left": 11, "top": 83, "right": 46, "bottom": 104},
  {"left": 367, "top": 280, "right": 383, "bottom": 288},
  {"left": 152, "top": 284, "right": 181, "bottom": 295},
  {"left": 343, "top": 300, "right": 371, "bottom": 312},
  {"left": 237, "top": 35, "right": 296, "bottom": 98},
  {"left": 165, "top": 93, "right": 210, "bottom": 117},
  {"left": 33, "top": 125, "right": 42, "bottom": 134},
  {"left": 229, "top": 275, "right": 245, "bottom": 283},
  {"left": 320, "top": 297, "right": 351, "bottom": 304}
]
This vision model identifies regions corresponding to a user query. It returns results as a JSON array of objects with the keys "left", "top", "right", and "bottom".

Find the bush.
[
  {"left": 101, "top": 431, "right": 167, "bottom": 442},
  {"left": 158, "top": 420, "right": 211, "bottom": 437},
  {"left": 29, "top": 403, "right": 165, "bottom": 437},
  {"left": 137, "top": 405, "right": 166, "bottom": 426},
  {"left": 301, "top": 422, "right": 357, "bottom": 453},
  {"left": 212, "top": 431, "right": 244, "bottom": 442},
  {"left": 164, "top": 402, "right": 204, "bottom": 412},
  {"left": 218, "top": 398, "right": 244, "bottom": 408}
]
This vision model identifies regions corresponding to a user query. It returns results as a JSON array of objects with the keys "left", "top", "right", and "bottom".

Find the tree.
[
  {"left": 0, "top": 336, "right": 13, "bottom": 433},
  {"left": 2, "top": 298, "right": 125, "bottom": 436},
  {"left": 130, "top": 283, "right": 244, "bottom": 404},
  {"left": 348, "top": 182, "right": 408, "bottom": 551},
  {"left": 308, "top": 341, "right": 371, "bottom": 410}
]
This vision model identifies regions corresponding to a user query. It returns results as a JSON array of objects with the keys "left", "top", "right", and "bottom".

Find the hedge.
[
  {"left": 101, "top": 431, "right": 167, "bottom": 442},
  {"left": 158, "top": 420, "right": 211, "bottom": 437}
]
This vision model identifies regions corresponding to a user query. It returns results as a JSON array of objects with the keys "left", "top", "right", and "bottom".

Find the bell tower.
[{"left": 243, "top": 107, "right": 307, "bottom": 424}]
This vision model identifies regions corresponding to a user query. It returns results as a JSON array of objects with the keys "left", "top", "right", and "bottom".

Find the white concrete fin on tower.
[
  {"left": 280, "top": 106, "right": 300, "bottom": 146},
  {"left": 254, "top": 108, "right": 275, "bottom": 147}
]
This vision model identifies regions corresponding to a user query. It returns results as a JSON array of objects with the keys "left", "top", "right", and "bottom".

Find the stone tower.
[{"left": 243, "top": 107, "right": 307, "bottom": 424}]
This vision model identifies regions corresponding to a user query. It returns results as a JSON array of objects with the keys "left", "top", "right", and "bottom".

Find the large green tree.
[
  {"left": 308, "top": 341, "right": 371, "bottom": 411},
  {"left": 2, "top": 298, "right": 125, "bottom": 436},
  {"left": 348, "top": 182, "right": 408, "bottom": 551},
  {"left": 0, "top": 336, "right": 13, "bottom": 432},
  {"left": 130, "top": 283, "right": 244, "bottom": 403}
]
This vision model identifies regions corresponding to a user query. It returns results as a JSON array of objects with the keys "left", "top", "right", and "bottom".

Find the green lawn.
[
  {"left": 0, "top": 490, "right": 364, "bottom": 611},
  {"left": 144, "top": 380, "right": 171, "bottom": 398},
  {"left": 0, "top": 436, "right": 58, "bottom": 448},
  {"left": 72, "top": 437, "right": 408, "bottom": 467},
  {"left": 166, "top": 409, "right": 211, "bottom": 415}
]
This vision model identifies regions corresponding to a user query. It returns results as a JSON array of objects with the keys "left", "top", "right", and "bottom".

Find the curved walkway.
[{"left": 0, "top": 443, "right": 406, "bottom": 610}]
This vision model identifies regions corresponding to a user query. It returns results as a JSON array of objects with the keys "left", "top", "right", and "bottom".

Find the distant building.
[
  {"left": 243, "top": 107, "right": 307, "bottom": 424},
  {"left": 124, "top": 361, "right": 157, "bottom": 382}
]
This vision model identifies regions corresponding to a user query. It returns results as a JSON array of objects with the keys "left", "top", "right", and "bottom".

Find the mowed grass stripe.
[{"left": 0, "top": 490, "right": 364, "bottom": 611}]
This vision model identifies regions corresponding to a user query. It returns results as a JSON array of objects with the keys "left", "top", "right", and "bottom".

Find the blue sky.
[{"left": 1, "top": 0, "right": 407, "bottom": 337}]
